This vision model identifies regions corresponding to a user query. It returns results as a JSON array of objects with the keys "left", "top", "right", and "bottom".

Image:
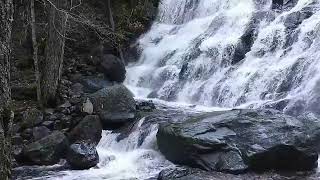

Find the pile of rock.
[{"left": 12, "top": 53, "right": 141, "bottom": 170}]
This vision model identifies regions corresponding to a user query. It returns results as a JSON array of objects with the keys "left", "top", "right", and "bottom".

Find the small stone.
[{"left": 82, "top": 98, "right": 93, "bottom": 115}]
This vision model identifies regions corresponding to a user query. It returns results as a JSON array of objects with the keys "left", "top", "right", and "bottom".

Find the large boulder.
[
  {"left": 89, "top": 84, "right": 136, "bottom": 128},
  {"left": 98, "top": 54, "right": 126, "bottom": 83},
  {"left": 158, "top": 167, "right": 291, "bottom": 180},
  {"left": 66, "top": 141, "right": 99, "bottom": 169},
  {"left": 23, "top": 131, "right": 69, "bottom": 165},
  {"left": 157, "top": 109, "right": 320, "bottom": 174},
  {"left": 158, "top": 167, "right": 234, "bottom": 180},
  {"left": 68, "top": 115, "right": 102, "bottom": 144}
]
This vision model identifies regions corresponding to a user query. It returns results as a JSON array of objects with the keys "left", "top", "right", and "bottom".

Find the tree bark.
[
  {"left": 106, "top": 0, "right": 115, "bottom": 32},
  {"left": 0, "top": 0, "right": 14, "bottom": 179},
  {"left": 106, "top": 0, "right": 125, "bottom": 65},
  {"left": 41, "top": 0, "right": 68, "bottom": 106},
  {"left": 30, "top": 0, "right": 42, "bottom": 107}
]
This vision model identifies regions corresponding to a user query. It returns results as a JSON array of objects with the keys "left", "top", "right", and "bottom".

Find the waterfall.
[
  {"left": 126, "top": 0, "right": 320, "bottom": 116},
  {"left": 19, "top": 1, "right": 320, "bottom": 179},
  {"left": 40, "top": 118, "right": 172, "bottom": 180}
]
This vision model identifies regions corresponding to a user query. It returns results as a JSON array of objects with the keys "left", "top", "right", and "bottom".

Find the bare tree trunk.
[
  {"left": 106, "top": 0, "right": 125, "bottom": 65},
  {"left": 41, "top": 0, "right": 68, "bottom": 106},
  {"left": 106, "top": 0, "right": 115, "bottom": 32},
  {"left": 0, "top": 0, "right": 14, "bottom": 179},
  {"left": 30, "top": 0, "right": 42, "bottom": 107}
]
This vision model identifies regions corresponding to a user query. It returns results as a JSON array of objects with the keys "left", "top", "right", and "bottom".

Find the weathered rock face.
[
  {"left": 98, "top": 54, "right": 126, "bottom": 83},
  {"left": 23, "top": 131, "right": 69, "bottom": 165},
  {"left": 157, "top": 109, "right": 320, "bottom": 174},
  {"left": 68, "top": 115, "right": 102, "bottom": 144},
  {"left": 158, "top": 167, "right": 297, "bottom": 180},
  {"left": 272, "top": 0, "right": 299, "bottom": 10},
  {"left": 158, "top": 167, "right": 231, "bottom": 180},
  {"left": 67, "top": 141, "right": 99, "bottom": 170},
  {"left": 89, "top": 84, "right": 136, "bottom": 128}
]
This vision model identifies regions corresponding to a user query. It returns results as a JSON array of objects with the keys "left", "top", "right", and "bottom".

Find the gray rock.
[
  {"left": 32, "top": 126, "right": 51, "bottom": 141},
  {"left": 23, "top": 131, "right": 69, "bottom": 165},
  {"left": 98, "top": 54, "right": 126, "bottom": 83},
  {"left": 67, "top": 141, "right": 99, "bottom": 169},
  {"left": 68, "top": 115, "right": 102, "bottom": 144},
  {"left": 136, "top": 100, "right": 156, "bottom": 112},
  {"left": 82, "top": 98, "right": 93, "bottom": 115},
  {"left": 89, "top": 84, "right": 136, "bottom": 127},
  {"left": 158, "top": 167, "right": 292, "bottom": 180},
  {"left": 157, "top": 109, "right": 319, "bottom": 174}
]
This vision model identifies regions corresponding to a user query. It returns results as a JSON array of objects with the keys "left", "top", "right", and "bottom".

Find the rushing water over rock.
[
  {"left": 14, "top": 1, "right": 320, "bottom": 179},
  {"left": 126, "top": 0, "right": 320, "bottom": 116}
]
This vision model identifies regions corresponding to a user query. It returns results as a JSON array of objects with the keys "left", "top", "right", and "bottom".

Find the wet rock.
[
  {"left": 157, "top": 109, "right": 319, "bottom": 174},
  {"left": 21, "top": 108, "right": 44, "bottom": 129},
  {"left": 32, "top": 126, "right": 51, "bottom": 141},
  {"left": 272, "top": 0, "right": 298, "bottom": 10},
  {"left": 136, "top": 100, "right": 156, "bottom": 112},
  {"left": 158, "top": 167, "right": 237, "bottom": 180},
  {"left": 158, "top": 167, "right": 293, "bottom": 180},
  {"left": 123, "top": 43, "right": 141, "bottom": 64},
  {"left": 67, "top": 141, "right": 99, "bottom": 170},
  {"left": 89, "top": 84, "right": 136, "bottom": 128},
  {"left": 284, "top": 10, "right": 313, "bottom": 30},
  {"left": 23, "top": 131, "right": 69, "bottom": 165},
  {"left": 68, "top": 115, "right": 102, "bottom": 144},
  {"left": 98, "top": 54, "right": 126, "bottom": 83},
  {"left": 12, "top": 160, "right": 69, "bottom": 179}
]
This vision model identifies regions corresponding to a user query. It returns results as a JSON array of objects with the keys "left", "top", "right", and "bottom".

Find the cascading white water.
[
  {"left": 126, "top": 0, "right": 320, "bottom": 116},
  {"left": 39, "top": 118, "right": 172, "bottom": 180},
  {"left": 32, "top": 102, "right": 220, "bottom": 180}
]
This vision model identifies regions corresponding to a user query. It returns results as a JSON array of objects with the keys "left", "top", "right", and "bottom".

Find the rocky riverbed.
[{"left": 12, "top": 97, "right": 320, "bottom": 180}]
